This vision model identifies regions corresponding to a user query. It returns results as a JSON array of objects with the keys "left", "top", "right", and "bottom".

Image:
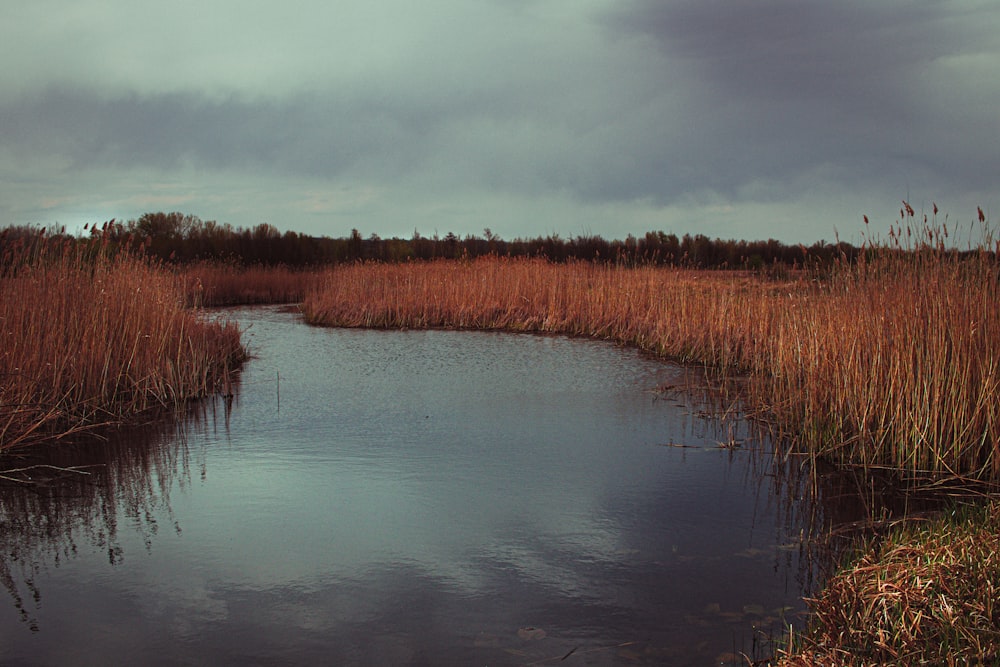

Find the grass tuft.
[{"left": 780, "top": 501, "right": 1000, "bottom": 665}]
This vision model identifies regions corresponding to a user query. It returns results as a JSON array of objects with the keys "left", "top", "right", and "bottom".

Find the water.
[{"left": 0, "top": 305, "right": 817, "bottom": 666}]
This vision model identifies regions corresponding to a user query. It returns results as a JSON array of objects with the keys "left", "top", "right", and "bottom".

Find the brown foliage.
[
  {"left": 178, "top": 261, "right": 319, "bottom": 306},
  {"left": 782, "top": 502, "right": 1000, "bottom": 665}
]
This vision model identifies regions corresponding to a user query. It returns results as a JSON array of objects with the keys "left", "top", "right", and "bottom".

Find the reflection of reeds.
[
  {"left": 0, "top": 396, "right": 231, "bottom": 630},
  {"left": 302, "top": 208, "right": 1000, "bottom": 481},
  {"left": 0, "top": 230, "right": 246, "bottom": 450}
]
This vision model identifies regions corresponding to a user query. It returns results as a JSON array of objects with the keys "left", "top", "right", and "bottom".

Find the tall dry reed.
[
  {"left": 762, "top": 244, "right": 1000, "bottom": 478},
  {"left": 302, "top": 257, "right": 781, "bottom": 368},
  {"left": 0, "top": 232, "right": 245, "bottom": 451},
  {"left": 179, "top": 261, "right": 319, "bottom": 307},
  {"left": 303, "top": 211, "right": 1000, "bottom": 480}
]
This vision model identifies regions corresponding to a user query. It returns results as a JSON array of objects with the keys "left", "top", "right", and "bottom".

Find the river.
[{"left": 0, "top": 305, "right": 820, "bottom": 666}]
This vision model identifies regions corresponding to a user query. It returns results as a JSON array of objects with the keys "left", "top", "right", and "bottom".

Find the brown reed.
[
  {"left": 178, "top": 261, "right": 319, "bottom": 307},
  {"left": 303, "top": 257, "right": 785, "bottom": 366},
  {"left": 302, "top": 212, "right": 1000, "bottom": 481},
  {"left": 0, "top": 232, "right": 246, "bottom": 451}
]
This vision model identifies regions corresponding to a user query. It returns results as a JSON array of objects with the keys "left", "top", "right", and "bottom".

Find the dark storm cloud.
[
  {"left": 603, "top": 0, "right": 1000, "bottom": 196},
  {"left": 1, "top": 77, "right": 679, "bottom": 205}
]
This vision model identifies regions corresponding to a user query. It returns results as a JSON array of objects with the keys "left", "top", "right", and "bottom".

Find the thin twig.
[{"left": 521, "top": 641, "right": 636, "bottom": 666}]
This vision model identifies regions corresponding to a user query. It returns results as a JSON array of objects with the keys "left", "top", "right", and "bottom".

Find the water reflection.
[
  {"left": 0, "top": 305, "right": 873, "bottom": 665},
  {"left": 0, "top": 399, "right": 232, "bottom": 631}
]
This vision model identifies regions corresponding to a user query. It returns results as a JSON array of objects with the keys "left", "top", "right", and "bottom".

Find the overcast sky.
[{"left": 2, "top": 1, "right": 998, "bottom": 243}]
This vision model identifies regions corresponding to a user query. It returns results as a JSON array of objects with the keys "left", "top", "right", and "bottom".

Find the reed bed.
[
  {"left": 765, "top": 244, "right": 1000, "bottom": 479},
  {"left": 302, "top": 257, "right": 786, "bottom": 368},
  {"left": 303, "top": 222, "right": 1000, "bottom": 481},
  {"left": 179, "top": 261, "right": 319, "bottom": 307},
  {"left": 0, "top": 233, "right": 245, "bottom": 451}
]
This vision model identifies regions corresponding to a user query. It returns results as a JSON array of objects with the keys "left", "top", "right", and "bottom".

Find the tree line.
[{"left": 3, "top": 211, "right": 860, "bottom": 270}]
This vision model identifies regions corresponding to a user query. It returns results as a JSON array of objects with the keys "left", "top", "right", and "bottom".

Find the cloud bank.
[{"left": 2, "top": 0, "right": 998, "bottom": 242}]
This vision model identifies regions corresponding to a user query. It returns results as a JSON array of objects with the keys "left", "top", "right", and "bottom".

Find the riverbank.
[
  {"left": 0, "top": 231, "right": 246, "bottom": 451},
  {"left": 4, "top": 212, "right": 998, "bottom": 661}
]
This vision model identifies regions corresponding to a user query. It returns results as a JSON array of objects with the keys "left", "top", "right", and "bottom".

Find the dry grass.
[
  {"left": 762, "top": 243, "right": 1000, "bottom": 479},
  {"left": 779, "top": 501, "right": 1000, "bottom": 666},
  {"left": 302, "top": 257, "right": 787, "bottom": 368},
  {"left": 0, "top": 232, "right": 246, "bottom": 450}
]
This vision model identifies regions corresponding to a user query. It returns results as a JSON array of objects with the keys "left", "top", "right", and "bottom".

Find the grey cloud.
[
  {"left": 2, "top": 72, "right": 679, "bottom": 204},
  {"left": 3, "top": 88, "right": 434, "bottom": 177},
  {"left": 2, "top": 1, "right": 998, "bottom": 241},
  {"left": 608, "top": 1, "right": 961, "bottom": 104},
  {"left": 601, "top": 1, "right": 1000, "bottom": 197}
]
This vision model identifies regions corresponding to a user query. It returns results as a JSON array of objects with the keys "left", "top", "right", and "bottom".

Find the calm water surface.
[{"left": 0, "top": 306, "right": 818, "bottom": 666}]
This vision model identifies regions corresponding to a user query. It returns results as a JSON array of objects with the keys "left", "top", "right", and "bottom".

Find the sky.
[{"left": 2, "top": 0, "right": 998, "bottom": 244}]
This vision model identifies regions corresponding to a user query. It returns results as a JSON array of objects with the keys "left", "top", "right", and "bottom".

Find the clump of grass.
[
  {"left": 780, "top": 501, "right": 1000, "bottom": 665},
  {"left": 0, "top": 228, "right": 246, "bottom": 450}
]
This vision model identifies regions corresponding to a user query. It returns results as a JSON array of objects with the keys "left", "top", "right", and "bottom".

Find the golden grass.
[
  {"left": 303, "top": 257, "right": 785, "bottom": 365},
  {"left": 0, "top": 234, "right": 246, "bottom": 450},
  {"left": 765, "top": 245, "right": 1000, "bottom": 479},
  {"left": 302, "top": 234, "right": 1000, "bottom": 480}
]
